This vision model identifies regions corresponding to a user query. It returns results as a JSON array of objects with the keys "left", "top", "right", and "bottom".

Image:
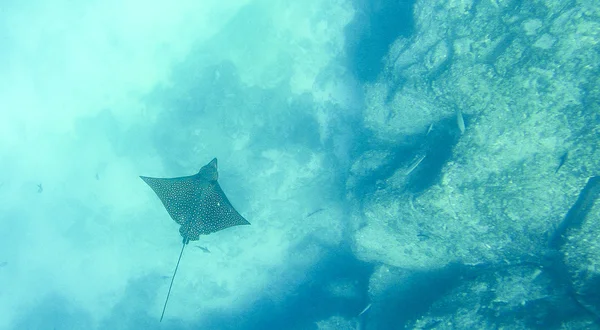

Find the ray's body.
[{"left": 140, "top": 158, "right": 250, "bottom": 322}]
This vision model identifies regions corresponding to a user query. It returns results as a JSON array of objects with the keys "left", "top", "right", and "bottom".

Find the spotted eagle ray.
[{"left": 140, "top": 158, "right": 250, "bottom": 322}]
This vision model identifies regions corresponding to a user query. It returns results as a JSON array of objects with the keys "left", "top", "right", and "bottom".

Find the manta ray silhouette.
[{"left": 140, "top": 158, "right": 250, "bottom": 321}]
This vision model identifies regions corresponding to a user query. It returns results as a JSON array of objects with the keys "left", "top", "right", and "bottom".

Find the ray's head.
[{"left": 198, "top": 158, "right": 218, "bottom": 182}]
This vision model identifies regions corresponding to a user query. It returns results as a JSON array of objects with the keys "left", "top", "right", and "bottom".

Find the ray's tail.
[{"left": 160, "top": 243, "right": 186, "bottom": 322}]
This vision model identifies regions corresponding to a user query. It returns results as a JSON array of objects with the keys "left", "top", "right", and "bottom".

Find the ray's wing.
[
  {"left": 140, "top": 175, "right": 205, "bottom": 226},
  {"left": 195, "top": 181, "right": 250, "bottom": 235}
]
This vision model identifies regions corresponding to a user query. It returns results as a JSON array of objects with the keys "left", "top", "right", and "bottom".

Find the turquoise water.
[{"left": 1, "top": 0, "right": 599, "bottom": 329}]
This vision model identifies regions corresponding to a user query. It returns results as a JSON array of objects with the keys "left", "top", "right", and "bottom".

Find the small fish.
[
  {"left": 405, "top": 154, "right": 426, "bottom": 175},
  {"left": 0, "top": 261, "right": 7, "bottom": 267},
  {"left": 358, "top": 303, "right": 372, "bottom": 316},
  {"left": 426, "top": 123, "right": 433, "bottom": 136},
  {"left": 305, "top": 208, "right": 325, "bottom": 218},
  {"left": 96, "top": 173, "right": 100, "bottom": 180},
  {"left": 456, "top": 109, "right": 465, "bottom": 134},
  {"left": 196, "top": 246, "right": 211, "bottom": 253},
  {"left": 555, "top": 152, "right": 568, "bottom": 174},
  {"left": 417, "top": 233, "right": 430, "bottom": 241},
  {"left": 549, "top": 176, "right": 600, "bottom": 248},
  {"left": 37, "top": 184, "right": 43, "bottom": 193}
]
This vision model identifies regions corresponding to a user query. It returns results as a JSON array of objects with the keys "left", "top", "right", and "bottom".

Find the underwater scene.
[{"left": 0, "top": 0, "right": 599, "bottom": 329}]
